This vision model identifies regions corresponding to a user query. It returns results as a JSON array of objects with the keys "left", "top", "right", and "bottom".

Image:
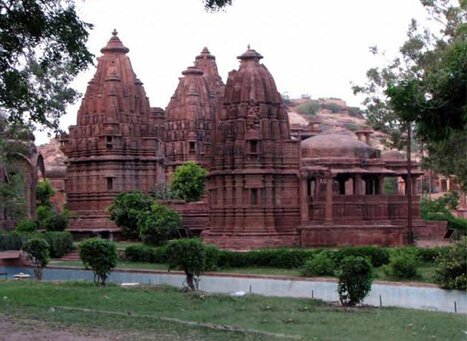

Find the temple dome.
[
  {"left": 301, "top": 133, "right": 374, "bottom": 159},
  {"left": 382, "top": 150, "right": 405, "bottom": 161}
]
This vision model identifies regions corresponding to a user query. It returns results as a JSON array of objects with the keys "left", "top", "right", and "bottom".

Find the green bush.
[
  {"left": 138, "top": 203, "right": 181, "bottom": 246},
  {"left": 15, "top": 219, "right": 37, "bottom": 233},
  {"left": 36, "top": 205, "right": 54, "bottom": 228},
  {"left": 335, "top": 246, "right": 390, "bottom": 267},
  {"left": 390, "top": 246, "right": 450, "bottom": 262},
  {"left": 337, "top": 256, "right": 373, "bottom": 306},
  {"left": 383, "top": 254, "right": 419, "bottom": 279},
  {"left": 204, "top": 244, "right": 221, "bottom": 271},
  {"left": 301, "top": 252, "right": 335, "bottom": 277},
  {"left": 36, "top": 179, "right": 55, "bottom": 207},
  {"left": 43, "top": 212, "right": 69, "bottom": 232},
  {"left": 170, "top": 162, "right": 208, "bottom": 202},
  {"left": 296, "top": 100, "right": 320, "bottom": 116},
  {"left": 42, "top": 231, "right": 73, "bottom": 258},
  {"left": 124, "top": 245, "right": 154, "bottom": 263},
  {"left": 153, "top": 244, "right": 169, "bottom": 263},
  {"left": 108, "top": 191, "right": 153, "bottom": 239},
  {"left": 0, "top": 231, "right": 34, "bottom": 251},
  {"left": 166, "top": 238, "right": 206, "bottom": 291},
  {"left": 79, "top": 238, "right": 117, "bottom": 286},
  {"left": 22, "top": 237, "right": 50, "bottom": 280},
  {"left": 434, "top": 238, "right": 467, "bottom": 290},
  {"left": 421, "top": 195, "right": 467, "bottom": 234}
]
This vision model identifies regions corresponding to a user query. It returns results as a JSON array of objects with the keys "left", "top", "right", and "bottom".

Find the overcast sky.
[{"left": 35, "top": 0, "right": 436, "bottom": 144}]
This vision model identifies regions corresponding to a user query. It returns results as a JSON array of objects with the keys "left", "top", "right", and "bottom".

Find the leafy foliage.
[
  {"left": 43, "top": 211, "right": 69, "bottom": 231},
  {"left": 421, "top": 195, "right": 467, "bottom": 233},
  {"left": 203, "top": 0, "right": 232, "bottom": 11},
  {"left": 296, "top": 100, "right": 320, "bottom": 116},
  {"left": 383, "top": 254, "right": 419, "bottom": 279},
  {"left": 334, "top": 246, "right": 390, "bottom": 267},
  {"left": 0, "top": 231, "right": 30, "bottom": 250},
  {"left": 36, "top": 179, "right": 55, "bottom": 207},
  {"left": 170, "top": 162, "right": 208, "bottom": 202},
  {"left": 124, "top": 244, "right": 154, "bottom": 263},
  {"left": 0, "top": 0, "right": 93, "bottom": 131},
  {"left": 138, "top": 203, "right": 182, "bottom": 246},
  {"left": 337, "top": 256, "right": 373, "bottom": 306},
  {"left": 166, "top": 239, "right": 206, "bottom": 290},
  {"left": 42, "top": 231, "right": 73, "bottom": 258},
  {"left": 79, "top": 238, "right": 117, "bottom": 286},
  {"left": 434, "top": 237, "right": 467, "bottom": 290},
  {"left": 301, "top": 252, "right": 335, "bottom": 277},
  {"left": 108, "top": 191, "right": 153, "bottom": 239},
  {"left": 15, "top": 219, "right": 37, "bottom": 233},
  {"left": 22, "top": 237, "right": 49, "bottom": 279},
  {"left": 0, "top": 172, "right": 25, "bottom": 220}
]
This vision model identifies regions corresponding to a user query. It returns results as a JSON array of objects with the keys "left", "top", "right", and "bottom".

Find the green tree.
[
  {"left": 353, "top": 0, "right": 466, "bottom": 188},
  {"left": 79, "top": 238, "right": 117, "bottom": 286},
  {"left": 138, "top": 203, "right": 182, "bottom": 246},
  {"left": 36, "top": 179, "right": 55, "bottom": 207},
  {"left": 0, "top": 0, "right": 93, "bottom": 131},
  {"left": 166, "top": 239, "right": 206, "bottom": 291},
  {"left": 434, "top": 237, "right": 467, "bottom": 290},
  {"left": 22, "top": 237, "right": 49, "bottom": 280},
  {"left": 171, "top": 162, "right": 208, "bottom": 202},
  {"left": 337, "top": 256, "right": 373, "bottom": 307},
  {"left": 203, "top": 0, "right": 232, "bottom": 10},
  {"left": 108, "top": 191, "right": 153, "bottom": 240}
]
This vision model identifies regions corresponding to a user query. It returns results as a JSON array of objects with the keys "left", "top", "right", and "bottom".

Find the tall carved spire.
[
  {"left": 194, "top": 47, "right": 224, "bottom": 91},
  {"left": 205, "top": 48, "right": 301, "bottom": 250},
  {"left": 61, "top": 31, "right": 165, "bottom": 232}
]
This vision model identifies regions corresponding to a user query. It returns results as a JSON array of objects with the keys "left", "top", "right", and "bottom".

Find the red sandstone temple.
[{"left": 54, "top": 31, "right": 446, "bottom": 248}]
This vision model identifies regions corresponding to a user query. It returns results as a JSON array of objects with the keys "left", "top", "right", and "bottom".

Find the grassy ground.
[
  {"left": 49, "top": 259, "right": 437, "bottom": 283},
  {"left": 0, "top": 281, "right": 464, "bottom": 341}
]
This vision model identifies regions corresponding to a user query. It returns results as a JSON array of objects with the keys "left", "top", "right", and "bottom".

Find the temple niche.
[
  {"left": 204, "top": 48, "right": 302, "bottom": 249},
  {"left": 60, "top": 30, "right": 165, "bottom": 233}
]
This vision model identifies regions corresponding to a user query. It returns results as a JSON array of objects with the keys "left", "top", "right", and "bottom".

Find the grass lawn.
[{"left": 0, "top": 281, "right": 464, "bottom": 341}]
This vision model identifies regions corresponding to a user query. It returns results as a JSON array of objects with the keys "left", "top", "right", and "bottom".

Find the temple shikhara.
[{"left": 7, "top": 30, "right": 448, "bottom": 249}]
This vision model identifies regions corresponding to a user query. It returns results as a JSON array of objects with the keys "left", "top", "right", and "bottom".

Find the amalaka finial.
[{"left": 112, "top": 29, "right": 118, "bottom": 36}]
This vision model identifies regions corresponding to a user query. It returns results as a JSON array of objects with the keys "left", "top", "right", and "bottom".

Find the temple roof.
[
  {"left": 301, "top": 133, "right": 375, "bottom": 159},
  {"left": 100, "top": 29, "right": 130, "bottom": 54},
  {"left": 237, "top": 46, "right": 263, "bottom": 61}
]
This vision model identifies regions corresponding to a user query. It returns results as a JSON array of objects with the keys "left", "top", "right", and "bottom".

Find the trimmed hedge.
[
  {"left": 124, "top": 245, "right": 154, "bottom": 263},
  {"left": 0, "top": 231, "right": 73, "bottom": 257},
  {"left": 334, "top": 246, "right": 390, "bottom": 267},
  {"left": 42, "top": 232, "right": 73, "bottom": 258}
]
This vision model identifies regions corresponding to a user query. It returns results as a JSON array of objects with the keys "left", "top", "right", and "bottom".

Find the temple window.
[
  {"left": 251, "top": 188, "right": 258, "bottom": 205},
  {"left": 106, "top": 136, "right": 113, "bottom": 150},
  {"left": 189, "top": 142, "right": 196, "bottom": 154},
  {"left": 250, "top": 140, "right": 258, "bottom": 154},
  {"left": 106, "top": 177, "right": 114, "bottom": 191}
]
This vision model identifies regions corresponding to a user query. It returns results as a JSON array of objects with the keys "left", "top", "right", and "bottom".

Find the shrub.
[
  {"left": 79, "top": 238, "right": 117, "bottom": 286},
  {"left": 166, "top": 238, "right": 206, "bottom": 291},
  {"left": 335, "top": 246, "right": 390, "bottom": 267},
  {"left": 383, "top": 254, "right": 419, "bottom": 279},
  {"left": 0, "top": 231, "right": 34, "bottom": 251},
  {"left": 124, "top": 244, "right": 154, "bottom": 263},
  {"left": 301, "top": 253, "right": 335, "bottom": 277},
  {"left": 36, "top": 205, "right": 54, "bottom": 228},
  {"left": 43, "top": 212, "right": 69, "bottom": 231},
  {"left": 138, "top": 203, "right": 181, "bottom": 246},
  {"left": 22, "top": 237, "right": 50, "bottom": 280},
  {"left": 36, "top": 179, "right": 55, "bottom": 207},
  {"left": 296, "top": 100, "right": 320, "bottom": 116},
  {"left": 434, "top": 238, "right": 467, "bottom": 290},
  {"left": 108, "top": 191, "right": 153, "bottom": 239},
  {"left": 170, "top": 162, "right": 208, "bottom": 202},
  {"left": 204, "top": 244, "right": 221, "bottom": 271},
  {"left": 337, "top": 256, "right": 373, "bottom": 306},
  {"left": 42, "top": 231, "right": 73, "bottom": 258},
  {"left": 15, "top": 219, "right": 37, "bottom": 233}
]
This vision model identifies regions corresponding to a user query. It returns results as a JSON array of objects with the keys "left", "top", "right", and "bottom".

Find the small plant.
[
  {"left": 108, "top": 191, "right": 153, "bottom": 239},
  {"left": 124, "top": 244, "right": 154, "bottom": 263},
  {"left": 337, "top": 256, "right": 373, "bottom": 307},
  {"left": 43, "top": 211, "right": 70, "bottom": 231},
  {"left": 36, "top": 179, "right": 55, "bottom": 207},
  {"left": 36, "top": 205, "right": 54, "bottom": 228},
  {"left": 170, "top": 162, "right": 208, "bottom": 202},
  {"left": 301, "top": 253, "right": 335, "bottom": 277},
  {"left": 79, "top": 238, "right": 117, "bottom": 286},
  {"left": 434, "top": 237, "right": 467, "bottom": 290},
  {"left": 15, "top": 219, "right": 37, "bottom": 233},
  {"left": 204, "top": 244, "right": 221, "bottom": 271},
  {"left": 138, "top": 203, "right": 181, "bottom": 246},
  {"left": 22, "top": 238, "right": 50, "bottom": 280},
  {"left": 166, "top": 239, "right": 206, "bottom": 291},
  {"left": 42, "top": 231, "right": 74, "bottom": 258},
  {"left": 383, "top": 254, "right": 419, "bottom": 279}
]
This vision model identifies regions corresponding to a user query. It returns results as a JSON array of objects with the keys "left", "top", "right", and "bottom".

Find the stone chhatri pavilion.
[{"left": 58, "top": 31, "right": 443, "bottom": 248}]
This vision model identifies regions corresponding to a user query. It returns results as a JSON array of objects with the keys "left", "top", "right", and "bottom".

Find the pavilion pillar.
[
  {"left": 354, "top": 174, "right": 363, "bottom": 195},
  {"left": 300, "top": 176, "right": 309, "bottom": 223},
  {"left": 314, "top": 177, "right": 321, "bottom": 199},
  {"left": 377, "top": 176, "right": 385, "bottom": 194},
  {"left": 325, "top": 176, "right": 333, "bottom": 223}
]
